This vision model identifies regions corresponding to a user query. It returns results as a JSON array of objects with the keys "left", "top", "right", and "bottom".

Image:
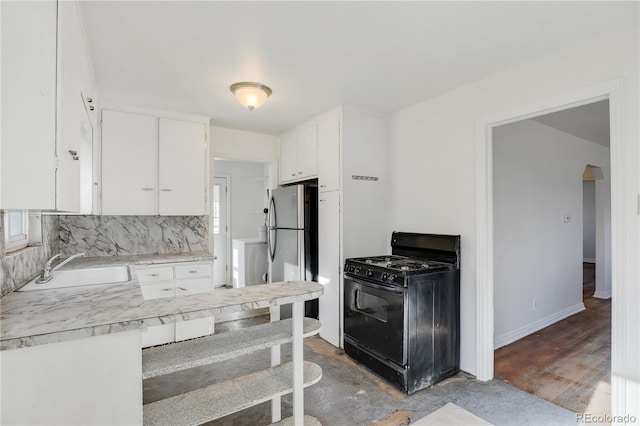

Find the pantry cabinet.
[
  {"left": 101, "top": 109, "right": 209, "bottom": 216},
  {"left": 318, "top": 191, "right": 341, "bottom": 347},
  {"left": 279, "top": 121, "right": 318, "bottom": 184},
  {"left": 0, "top": 0, "right": 94, "bottom": 212},
  {"left": 317, "top": 109, "right": 341, "bottom": 192}
]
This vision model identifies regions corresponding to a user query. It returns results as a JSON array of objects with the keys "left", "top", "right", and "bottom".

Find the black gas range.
[{"left": 343, "top": 232, "right": 461, "bottom": 394}]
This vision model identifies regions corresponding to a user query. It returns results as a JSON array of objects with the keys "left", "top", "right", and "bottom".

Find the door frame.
[
  {"left": 475, "top": 80, "right": 628, "bottom": 408},
  {"left": 213, "top": 174, "right": 231, "bottom": 286}
]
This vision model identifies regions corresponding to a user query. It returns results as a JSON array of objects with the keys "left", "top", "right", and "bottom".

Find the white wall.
[
  {"left": 211, "top": 126, "right": 279, "bottom": 163},
  {"left": 213, "top": 159, "right": 267, "bottom": 240},
  {"left": 493, "top": 119, "right": 609, "bottom": 348},
  {"left": 583, "top": 180, "right": 596, "bottom": 262},
  {"left": 341, "top": 106, "right": 391, "bottom": 260},
  {"left": 389, "top": 20, "right": 638, "bottom": 394}
]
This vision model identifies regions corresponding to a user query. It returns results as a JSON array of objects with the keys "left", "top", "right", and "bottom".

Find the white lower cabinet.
[{"left": 137, "top": 262, "right": 215, "bottom": 348}]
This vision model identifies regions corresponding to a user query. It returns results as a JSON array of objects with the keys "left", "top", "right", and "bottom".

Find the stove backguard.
[{"left": 391, "top": 232, "right": 460, "bottom": 268}]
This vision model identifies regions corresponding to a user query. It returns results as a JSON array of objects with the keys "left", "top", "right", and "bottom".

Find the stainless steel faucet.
[{"left": 36, "top": 253, "right": 86, "bottom": 284}]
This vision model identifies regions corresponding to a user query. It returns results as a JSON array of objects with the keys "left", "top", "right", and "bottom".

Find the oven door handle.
[{"left": 344, "top": 274, "right": 406, "bottom": 294}]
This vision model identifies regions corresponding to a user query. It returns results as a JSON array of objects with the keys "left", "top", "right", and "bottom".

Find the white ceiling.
[
  {"left": 79, "top": 1, "right": 637, "bottom": 135},
  {"left": 532, "top": 100, "right": 610, "bottom": 147}
]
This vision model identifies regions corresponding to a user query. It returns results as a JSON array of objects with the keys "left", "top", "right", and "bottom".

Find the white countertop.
[{"left": 0, "top": 253, "right": 322, "bottom": 350}]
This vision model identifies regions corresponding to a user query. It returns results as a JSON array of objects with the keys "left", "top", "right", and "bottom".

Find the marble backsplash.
[
  {"left": 0, "top": 213, "right": 60, "bottom": 297},
  {"left": 59, "top": 216, "right": 209, "bottom": 257}
]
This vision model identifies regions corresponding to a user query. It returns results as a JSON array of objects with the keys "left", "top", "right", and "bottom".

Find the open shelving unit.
[{"left": 141, "top": 306, "right": 322, "bottom": 425}]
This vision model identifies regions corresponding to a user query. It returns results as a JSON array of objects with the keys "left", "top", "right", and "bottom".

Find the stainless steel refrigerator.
[{"left": 267, "top": 184, "right": 318, "bottom": 318}]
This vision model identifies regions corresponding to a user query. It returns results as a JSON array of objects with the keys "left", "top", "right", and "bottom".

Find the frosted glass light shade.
[{"left": 230, "top": 82, "right": 272, "bottom": 111}]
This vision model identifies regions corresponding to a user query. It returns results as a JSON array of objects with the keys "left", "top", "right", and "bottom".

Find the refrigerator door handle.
[{"left": 267, "top": 196, "right": 277, "bottom": 262}]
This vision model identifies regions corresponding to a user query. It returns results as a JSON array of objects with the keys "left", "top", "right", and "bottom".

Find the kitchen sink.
[{"left": 18, "top": 266, "right": 131, "bottom": 291}]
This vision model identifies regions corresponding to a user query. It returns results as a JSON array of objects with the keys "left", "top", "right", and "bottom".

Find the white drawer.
[
  {"left": 175, "top": 277, "right": 212, "bottom": 296},
  {"left": 136, "top": 267, "right": 174, "bottom": 282},
  {"left": 175, "top": 317, "right": 214, "bottom": 341},
  {"left": 175, "top": 263, "right": 211, "bottom": 279},
  {"left": 140, "top": 282, "right": 175, "bottom": 300}
]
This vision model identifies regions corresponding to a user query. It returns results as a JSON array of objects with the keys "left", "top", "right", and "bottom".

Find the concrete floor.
[{"left": 144, "top": 317, "right": 578, "bottom": 426}]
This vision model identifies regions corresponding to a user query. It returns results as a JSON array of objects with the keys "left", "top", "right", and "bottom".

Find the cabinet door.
[
  {"left": 158, "top": 118, "right": 207, "bottom": 215},
  {"left": 317, "top": 110, "right": 341, "bottom": 192},
  {"left": 0, "top": 1, "right": 57, "bottom": 209},
  {"left": 56, "top": 0, "right": 85, "bottom": 212},
  {"left": 141, "top": 323, "right": 175, "bottom": 348},
  {"left": 175, "top": 317, "right": 215, "bottom": 342},
  {"left": 318, "top": 191, "right": 341, "bottom": 347},
  {"left": 297, "top": 121, "right": 318, "bottom": 180},
  {"left": 101, "top": 110, "right": 157, "bottom": 215},
  {"left": 279, "top": 131, "right": 298, "bottom": 183}
]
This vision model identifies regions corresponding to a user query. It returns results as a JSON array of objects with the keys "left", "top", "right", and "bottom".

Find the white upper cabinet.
[
  {"left": 101, "top": 110, "right": 157, "bottom": 215},
  {"left": 0, "top": 0, "right": 94, "bottom": 212},
  {"left": 158, "top": 118, "right": 207, "bottom": 215},
  {"left": 297, "top": 121, "right": 318, "bottom": 180},
  {"left": 279, "top": 121, "right": 318, "bottom": 184},
  {"left": 317, "top": 110, "right": 341, "bottom": 192},
  {"left": 101, "top": 108, "right": 209, "bottom": 216},
  {"left": 279, "top": 131, "right": 298, "bottom": 183}
]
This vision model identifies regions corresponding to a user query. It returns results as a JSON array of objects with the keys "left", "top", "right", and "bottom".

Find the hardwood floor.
[{"left": 494, "top": 263, "right": 611, "bottom": 415}]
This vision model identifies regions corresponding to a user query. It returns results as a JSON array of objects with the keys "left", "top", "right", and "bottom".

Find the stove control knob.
[
  {"left": 348, "top": 265, "right": 355, "bottom": 273},
  {"left": 381, "top": 273, "right": 388, "bottom": 281},
  {"left": 355, "top": 267, "right": 361, "bottom": 274},
  {"left": 388, "top": 274, "right": 397, "bottom": 283},
  {"left": 366, "top": 269, "right": 374, "bottom": 278}
]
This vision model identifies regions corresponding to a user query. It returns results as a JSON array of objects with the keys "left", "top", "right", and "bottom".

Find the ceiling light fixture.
[{"left": 229, "top": 82, "right": 272, "bottom": 112}]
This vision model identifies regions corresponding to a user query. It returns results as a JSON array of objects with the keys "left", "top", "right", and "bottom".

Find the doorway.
[
  {"left": 491, "top": 100, "right": 612, "bottom": 414},
  {"left": 211, "top": 159, "right": 273, "bottom": 288}
]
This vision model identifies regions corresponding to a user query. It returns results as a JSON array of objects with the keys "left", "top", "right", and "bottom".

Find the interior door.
[{"left": 212, "top": 176, "right": 229, "bottom": 286}]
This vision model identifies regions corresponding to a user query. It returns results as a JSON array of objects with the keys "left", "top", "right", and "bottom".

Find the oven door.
[{"left": 343, "top": 274, "right": 407, "bottom": 366}]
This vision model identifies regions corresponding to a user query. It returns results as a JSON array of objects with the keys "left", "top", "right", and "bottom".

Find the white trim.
[
  {"left": 475, "top": 79, "right": 624, "bottom": 384},
  {"left": 212, "top": 174, "right": 231, "bottom": 286},
  {"left": 494, "top": 303, "right": 585, "bottom": 349},
  {"left": 100, "top": 103, "right": 210, "bottom": 125},
  {"left": 593, "top": 290, "right": 612, "bottom": 300},
  {"left": 611, "top": 374, "right": 640, "bottom": 422},
  {"left": 3, "top": 211, "right": 29, "bottom": 253}
]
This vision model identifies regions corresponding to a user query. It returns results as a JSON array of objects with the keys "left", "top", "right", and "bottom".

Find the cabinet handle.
[
  {"left": 87, "top": 97, "right": 93, "bottom": 103},
  {"left": 320, "top": 184, "right": 326, "bottom": 188},
  {"left": 177, "top": 287, "right": 187, "bottom": 291},
  {"left": 89, "top": 106, "right": 95, "bottom": 111},
  {"left": 68, "top": 150, "right": 79, "bottom": 160},
  {"left": 141, "top": 188, "right": 154, "bottom": 191},
  {"left": 290, "top": 173, "right": 296, "bottom": 177},
  {"left": 149, "top": 273, "right": 160, "bottom": 277},
  {"left": 161, "top": 288, "right": 172, "bottom": 291},
  {"left": 320, "top": 199, "right": 326, "bottom": 202},
  {"left": 188, "top": 270, "right": 198, "bottom": 274},
  {"left": 161, "top": 188, "right": 173, "bottom": 192},
  {"left": 298, "top": 171, "right": 303, "bottom": 175}
]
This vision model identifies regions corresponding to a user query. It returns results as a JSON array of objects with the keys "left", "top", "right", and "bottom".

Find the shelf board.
[
  {"left": 142, "top": 318, "right": 321, "bottom": 379},
  {"left": 143, "top": 361, "right": 322, "bottom": 426}
]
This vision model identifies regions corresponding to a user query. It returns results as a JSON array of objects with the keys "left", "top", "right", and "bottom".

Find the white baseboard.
[
  {"left": 583, "top": 258, "right": 596, "bottom": 263},
  {"left": 593, "top": 290, "right": 612, "bottom": 299},
  {"left": 494, "top": 303, "right": 586, "bottom": 349}
]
